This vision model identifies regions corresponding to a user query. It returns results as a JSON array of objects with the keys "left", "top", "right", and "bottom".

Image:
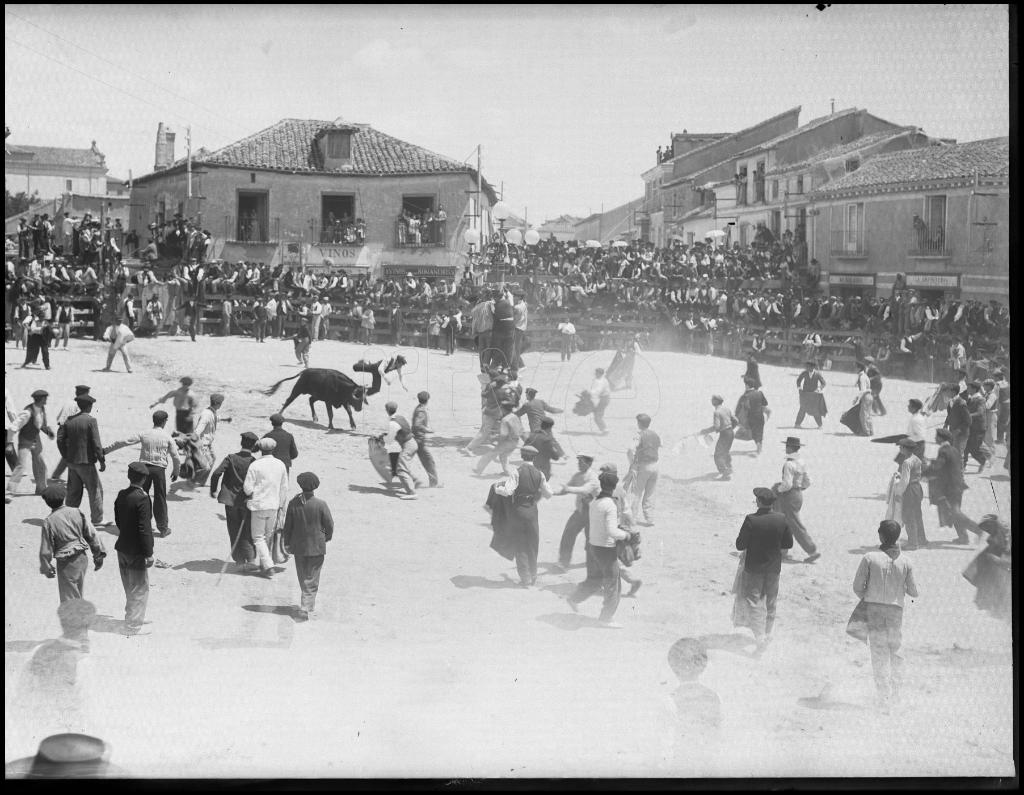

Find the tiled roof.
[
  {"left": 729, "top": 107, "right": 861, "bottom": 160},
  {"left": 194, "top": 118, "right": 472, "bottom": 176},
  {"left": 4, "top": 144, "right": 106, "bottom": 169},
  {"left": 766, "top": 127, "right": 920, "bottom": 176},
  {"left": 812, "top": 137, "right": 1009, "bottom": 197}
]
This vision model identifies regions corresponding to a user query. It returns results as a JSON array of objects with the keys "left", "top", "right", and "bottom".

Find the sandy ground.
[{"left": 3, "top": 333, "right": 1014, "bottom": 779}]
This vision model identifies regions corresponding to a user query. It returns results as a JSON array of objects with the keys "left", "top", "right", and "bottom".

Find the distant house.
[
  {"left": 5, "top": 139, "right": 109, "bottom": 200},
  {"left": 535, "top": 214, "right": 582, "bottom": 242},
  {"left": 129, "top": 118, "right": 496, "bottom": 279},
  {"left": 810, "top": 137, "right": 1009, "bottom": 302},
  {"left": 573, "top": 198, "right": 644, "bottom": 245}
]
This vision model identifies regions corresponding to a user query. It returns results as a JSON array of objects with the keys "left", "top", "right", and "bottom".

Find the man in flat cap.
[
  {"left": 514, "top": 387, "right": 563, "bottom": 435},
  {"left": 192, "top": 393, "right": 227, "bottom": 485},
  {"left": 57, "top": 394, "right": 105, "bottom": 526},
  {"left": 555, "top": 452, "right": 600, "bottom": 571},
  {"left": 103, "top": 410, "right": 181, "bottom": 537},
  {"left": 114, "top": 462, "right": 155, "bottom": 635},
  {"left": 282, "top": 472, "right": 334, "bottom": 620},
  {"left": 37, "top": 483, "right": 106, "bottom": 603},
  {"left": 382, "top": 401, "right": 422, "bottom": 497},
  {"left": 524, "top": 416, "right": 564, "bottom": 481},
  {"left": 700, "top": 394, "right": 736, "bottom": 480},
  {"left": 243, "top": 437, "right": 289, "bottom": 577},
  {"left": 50, "top": 386, "right": 91, "bottom": 482},
  {"left": 263, "top": 414, "right": 298, "bottom": 473},
  {"left": 733, "top": 487, "right": 793, "bottom": 652},
  {"left": 209, "top": 432, "right": 259, "bottom": 569},
  {"left": 494, "top": 445, "right": 552, "bottom": 587},
  {"left": 7, "top": 389, "right": 55, "bottom": 498}
]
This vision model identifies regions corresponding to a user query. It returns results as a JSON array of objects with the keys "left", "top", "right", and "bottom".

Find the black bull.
[{"left": 264, "top": 369, "right": 367, "bottom": 429}]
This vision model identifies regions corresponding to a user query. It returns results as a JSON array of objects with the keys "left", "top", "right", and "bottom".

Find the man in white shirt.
[
  {"left": 589, "top": 368, "right": 612, "bottom": 434},
  {"left": 557, "top": 316, "right": 575, "bottom": 362},
  {"left": 905, "top": 398, "right": 928, "bottom": 460},
  {"left": 854, "top": 362, "right": 874, "bottom": 437},
  {"left": 308, "top": 295, "right": 323, "bottom": 341},
  {"left": 382, "top": 401, "right": 421, "bottom": 498},
  {"left": 243, "top": 438, "right": 289, "bottom": 576},
  {"left": 318, "top": 297, "right": 332, "bottom": 341},
  {"left": 772, "top": 436, "right": 820, "bottom": 562}
]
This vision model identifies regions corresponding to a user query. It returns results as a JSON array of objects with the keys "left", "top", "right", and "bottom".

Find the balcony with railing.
[
  {"left": 908, "top": 230, "right": 951, "bottom": 258},
  {"left": 395, "top": 219, "right": 447, "bottom": 248},
  {"left": 224, "top": 215, "right": 280, "bottom": 244},
  {"left": 830, "top": 229, "right": 868, "bottom": 258},
  {"left": 310, "top": 220, "right": 365, "bottom": 246},
  {"left": 753, "top": 175, "right": 766, "bottom": 204}
]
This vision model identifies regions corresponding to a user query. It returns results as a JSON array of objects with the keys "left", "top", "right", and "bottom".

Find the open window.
[
  {"left": 397, "top": 195, "right": 442, "bottom": 247},
  {"left": 236, "top": 190, "right": 269, "bottom": 242},
  {"left": 320, "top": 194, "right": 356, "bottom": 244}
]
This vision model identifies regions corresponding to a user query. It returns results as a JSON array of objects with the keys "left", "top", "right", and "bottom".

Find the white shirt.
[
  {"left": 589, "top": 376, "right": 611, "bottom": 400},
  {"left": 193, "top": 408, "right": 218, "bottom": 446},
  {"left": 906, "top": 413, "right": 927, "bottom": 443},
  {"left": 243, "top": 455, "right": 289, "bottom": 511},
  {"left": 588, "top": 495, "right": 629, "bottom": 548},
  {"left": 777, "top": 453, "right": 811, "bottom": 493},
  {"left": 557, "top": 321, "right": 576, "bottom": 335}
]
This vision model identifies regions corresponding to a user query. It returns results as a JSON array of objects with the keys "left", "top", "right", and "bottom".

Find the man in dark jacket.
[
  {"left": 963, "top": 381, "right": 990, "bottom": 472},
  {"left": 282, "top": 471, "right": 334, "bottom": 620},
  {"left": 113, "top": 462, "right": 154, "bottom": 635},
  {"left": 525, "top": 417, "right": 564, "bottom": 480},
  {"left": 733, "top": 487, "right": 794, "bottom": 652},
  {"left": 262, "top": 414, "right": 299, "bottom": 473},
  {"left": 942, "top": 383, "right": 971, "bottom": 459},
  {"left": 209, "top": 432, "right": 259, "bottom": 568},
  {"left": 923, "top": 428, "right": 975, "bottom": 544},
  {"left": 56, "top": 394, "right": 105, "bottom": 525}
]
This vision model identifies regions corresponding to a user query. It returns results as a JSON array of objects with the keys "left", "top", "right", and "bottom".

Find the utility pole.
[{"left": 186, "top": 126, "right": 193, "bottom": 200}]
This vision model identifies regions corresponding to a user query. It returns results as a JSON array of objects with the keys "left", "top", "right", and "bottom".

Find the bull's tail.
[{"left": 264, "top": 372, "right": 302, "bottom": 397}]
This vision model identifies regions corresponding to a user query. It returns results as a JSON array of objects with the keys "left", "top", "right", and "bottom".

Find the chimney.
[{"left": 154, "top": 123, "right": 176, "bottom": 171}]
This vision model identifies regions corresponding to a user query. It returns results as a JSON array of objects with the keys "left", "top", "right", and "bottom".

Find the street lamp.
[{"left": 491, "top": 201, "right": 513, "bottom": 282}]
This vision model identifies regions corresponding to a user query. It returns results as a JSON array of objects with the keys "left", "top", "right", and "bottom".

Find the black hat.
[
  {"left": 525, "top": 387, "right": 538, "bottom": 395},
  {"left": 783, "top": 436, "right": 802, "bottom": 448},
  {"left": 127, "top": 461, "right": 149, "bottom": 478},
  {"left": 74, "top": 385, "right": 91, "bottom": 395},
  {"left": 240, "top": 431, "right": 259, "bottom": 447},
  {"left": 753, "top": 487, "right": 775, "bottom": 503},
  {"left": 31, "top": 389, "right": 49, "bottom": 399},
  {"left": 540, "top": 417, "right": 555, "bottom": 428},
  {"left": 75, "top": 395, "right": 96, "bottom": 407},
  {"left": 296, "top": 472, "right": 320, "bottom": 491}
]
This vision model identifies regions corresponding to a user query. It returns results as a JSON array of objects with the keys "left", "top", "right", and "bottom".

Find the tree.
[{"left": 5, "top": 187, "right": 39, "bottom": 219}]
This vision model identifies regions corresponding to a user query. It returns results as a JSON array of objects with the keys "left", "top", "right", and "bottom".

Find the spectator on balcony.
[{"left": 408, "top": 214, "right": 421, "bottom": 246}]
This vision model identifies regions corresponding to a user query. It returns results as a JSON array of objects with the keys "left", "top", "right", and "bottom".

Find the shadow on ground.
[
  {"left": 535, "top": 612, "right": 615, "bottom": 631},
  {"left": 450, "top": 574, "right": 520, "bottom": 590}
]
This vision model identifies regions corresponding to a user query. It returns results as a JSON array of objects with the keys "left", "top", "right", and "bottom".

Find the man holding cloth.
[
  {"left": 243, "top": 438, "right": 289, "bottom": 577},
  {"left": 733, "top": 487, "right": 793, "bottom": 652},
  {"left": 282, "top": 471, "right": 335, "bottom": 620},
  {"left": 494, "top": 445, "right": 552, "bottom": 587},
  {"left": 57, "top": 394, "right": 106, "bottom": 526},
  {"left": 114, "top": 462, "right": 155, "bottom": 636}
]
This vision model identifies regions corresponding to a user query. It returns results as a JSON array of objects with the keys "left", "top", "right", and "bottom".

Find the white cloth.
[{"left": 243, "top": 455, "right": 289, "bottom": 512}]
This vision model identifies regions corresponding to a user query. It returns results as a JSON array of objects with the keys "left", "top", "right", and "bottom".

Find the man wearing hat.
[
  {"left": 114, "top": 462, "right": 155, "bottom": 635},
  {"left": 772, "top": 437, "right": 819, "bottom": 563},
  {"left": 382, "top": 401, "right": 422, "bottom": 497},
  {"left": 209, "top": 432, "right": 259, "bottom": 569},
  {"left": 524, "top": 417, "right": 564, "bottom": 481},
  {"left": 515, "top": 387, "right": 563, "bottom": 435},
  {"left": 474, "top": 399, "right": 524, "bottom": 476},
  {"left": 282, "top": 472, "right": 335, "bottom": 619},
  {"left": 50, "top": 386, "right": 91, "bottom": 482},
  {"left": 243, "top": 438, "right": 289, "bottom": 576},
  {"left": 922, "top": 428, "right": 972, "bottom": 544},
  {"left": 963, "top": 381, "right": 991, "bottom": 472},
  {"left": 151, "top": 377, "right": 199, "bottom": 434},
  {"left": 794, "top": 361, "right": 827, "bottom": 430},
  {"left": 38, "top": 482, "right": 106, "bottom": 603},
  {"left": 981, "top": 378, "right": 999, "bottom": 453},
  {"left": 263, "top": 414, "right": 299, "bottom": 473},
  {"left": 893, "top": 437, "right": 927, "bottom": 549},
  {"left": 733, "top": 487, "right": 794, "bottom": 651},
  {"left": 941, "top": 382, "right": 971, "bottom": 458},
  {"left": 192, "top": 393, "right": 227, "bottom": 485},
  {"left": 494, "top": 445, "right": 552, "bottom": 587},
  {"left": 8, "top": 389, "right": 56, "bottom": 497},
  {"left": 412, "top": 391, "right": 440, "bottom": 488},
  {"left": 700, "top": 395, "right": 736, "bottom": 480},
  {"left": 56, "top": 394, "right": 106, "bottom": 526},
  {"left": 103, "top": 411, "right": 182, "bottom": 537},
  {"left": 555, "top": 452, "right": 600, "bottom": 570},
  {"left": 627, "top": 413, "right": 661, "bottom": 527}
]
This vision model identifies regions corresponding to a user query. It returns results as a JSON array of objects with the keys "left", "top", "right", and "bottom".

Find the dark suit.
[
  {"left": 524, "top": 429, "right": 563, "bottom": 480},
  {"left": 209, "top": 450, "right": 256, "bottom": 563},
  {"left": 57, "top": 412, "right": 105, "bottom": 524},
  {"left": 262, "top": 428, "right": 298, "bottom": 471},
  {"left": 923, "top": 442, "right": 972, "bottom": 541},
  {"left": 734, "top": 508, "right": 794, "bottom": 640},
  {"left": 113, "top": 485, "right": 154, "bottom": 629},
  {"left": 282, "top": 494, "right": 334, "bottom": 612}
]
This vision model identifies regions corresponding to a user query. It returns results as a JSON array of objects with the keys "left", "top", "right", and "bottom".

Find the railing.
[
  {"left": 830, "top": 229, "right": 867, "bottom": 257},
  {"left": 908, "top": 235, "right": 951, "bottom": 257},
  {"left": 395, "top": 219, "right": 447, "bottom": 248},
  {"left": 310, "top": 221, "right": 365, "bottom": 246},
  {"left": 223, "top": 215, "right": 280, "bottom": 244}
]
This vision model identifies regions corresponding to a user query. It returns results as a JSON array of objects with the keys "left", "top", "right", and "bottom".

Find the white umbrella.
[
  {"left": 706, "top": 230, "right": 727, "bottom": 239},
  {"left": 611, "top": 240, "right": 629, "bottom": 248},
  {"left": 585, "top": 240, "right": 602, "bottom": 249}
]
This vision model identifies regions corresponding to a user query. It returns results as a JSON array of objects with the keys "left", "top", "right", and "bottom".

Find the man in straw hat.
[
  {"left": 282, "top": 471, "right": 334, "bottom": 620},
  {"left": 494, "top": 445, "right": 552, "bottom": 587},
  {"left": 772, "top": 436, "right": 820, "bottom": 563},
  {"left": 733, "top": 487, "right": 793, "bottom": 652}
]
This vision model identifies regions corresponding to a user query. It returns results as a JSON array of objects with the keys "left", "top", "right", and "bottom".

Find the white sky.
[{"left": 4, "top": 4, "right": 1010, "bottom": 223}]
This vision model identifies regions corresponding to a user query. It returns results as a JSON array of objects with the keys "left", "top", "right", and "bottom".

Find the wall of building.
[
  {"left": 813, "top": 186, "right": 1009, "bottom": 301},
  {"left": 4, "top": 166, "right": 107, "bottom": 200}
]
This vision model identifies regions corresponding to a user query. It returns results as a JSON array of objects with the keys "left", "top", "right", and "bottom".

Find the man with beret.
[
  {"left": 555, "top": 452, "right": 601, "bottom": 570},
  {"left": 923, "top": 427, "right": 973, "bottom": 544},
  {"left": 114, "top": 462, "right": 155, "bottom": 635},
  {"left": 150, "top": 376, "right": 199, "bottom": 434},
  {"left": 494, "top": 445, "right": 552, "bottom": 587},
  {"left": 50, "top": 386, "right": 91, "bottom": 482},
  {"left": 733, "top": 487, "right": 794, "bottom": 652},
  {"left": 209, "top": 432, "right": 259, "bottom": 569},
  {"left": 524, "top": 416, "right": 564, "bottom": 481},
  {"left": 103, "top": 411, "right": 181, "bottom": 537},
  {"left": 243, "top": 438, "right": 289, "bottom": 576},
  {"left": 56, "top": 394, "right": 105, "bottom": 526},
  {"left": 474, "top": 399, "right": 524, "bottom": 476},
  {"left": 263, "top": 414, "right": 299, "bottom": 473},
  {"left": 7, "top": 389, "right": 55, "bottom": 498},
  {"left": 411, "top": 391, "right": 440, "bottom": 488},
  {"left": 514, "top": 387, "right": 564, "bottom": 435},
  {"left": 38, "top": 483, "right": 106, "bottom": 603},
  {"left": 282, "top": 472, "right": 335, "bottom": 619}
]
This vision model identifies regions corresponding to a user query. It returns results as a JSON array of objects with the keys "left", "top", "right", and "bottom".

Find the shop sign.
[
  {"left": 828, "top": 273, "right": 875, "bottom": 286},
  {"left": 906, "top": 274, "right": 959, "bottom": 289},
  {"left": 381, "top": 264, "right": 457, "bottom": 279}
]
